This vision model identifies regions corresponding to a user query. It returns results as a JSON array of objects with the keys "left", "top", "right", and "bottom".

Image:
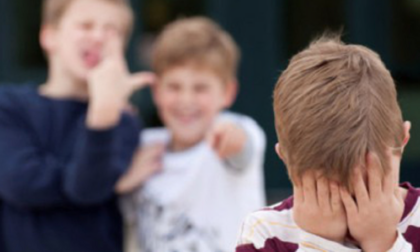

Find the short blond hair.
[
  {"left": 42, "top": 0, "right": 134, "bottom": 36},
  {"left": 152, "top": 17, "right": 240, "bottom": 82},
  {"left": 273, "top": 36, "right": 404, "bottom": 189}
]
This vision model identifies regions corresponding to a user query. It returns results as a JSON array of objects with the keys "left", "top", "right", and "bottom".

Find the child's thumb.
[{"left": 128, "top": 72, "right": 157, "bottom": 91}]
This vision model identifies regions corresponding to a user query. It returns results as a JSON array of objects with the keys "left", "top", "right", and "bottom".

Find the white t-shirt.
[{"left": 125, "top": 112, "right": 266, "bottom": 252}]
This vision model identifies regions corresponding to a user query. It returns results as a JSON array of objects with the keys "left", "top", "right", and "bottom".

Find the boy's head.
[
  {"left": 273, "top": 36, "right": 410, "bottom": 190},
  {"left": 151, "top": 17, "right": 240, "bottom": 150},
  {"left": 40, "top": 0, "right": 134, "bottom": 81}
]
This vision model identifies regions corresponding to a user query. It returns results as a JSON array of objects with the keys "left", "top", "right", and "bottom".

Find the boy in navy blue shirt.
[{"left": 0, "top": 0, "right": 154, "bottom": 251}]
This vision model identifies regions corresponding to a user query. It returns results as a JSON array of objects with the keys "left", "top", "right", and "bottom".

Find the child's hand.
[
  {"left": 87, "top": 34, "right": 156, "bottom": 128},
  {"left": 115, "top": 144, "right": 165, "bottom": 194},
  {"left": 207, "top": 121, "right": 247, "bottom": 159},
  {"left": 293, "top": 173, "right": 347, "bottom": 243},
  {"left": 340, "top": 153, "right": 404, "bottom": 252}
]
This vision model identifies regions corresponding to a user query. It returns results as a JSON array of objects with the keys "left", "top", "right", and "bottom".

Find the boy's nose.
[
  {"left": 90, "top": 28, "right": 108, "bottom": 43},
  {"left": 179, "top": 91, "right": 195, "bottom": 106}
]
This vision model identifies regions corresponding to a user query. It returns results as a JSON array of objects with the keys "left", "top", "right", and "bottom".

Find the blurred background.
[{"left": 0, "top": 0, "right": 419, "bottom": 202}]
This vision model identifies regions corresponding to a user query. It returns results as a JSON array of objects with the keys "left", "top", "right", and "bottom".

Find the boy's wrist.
[
  {"left": 299, "top": 230, "right": 360, "bottom": 252},
  {"left": 115, "top": 173, "right": 135, "bottom": 194},
  {"left": 360, "top": 230, "right": 398, "bottom": 252},
  {"left": 87, "top": 100, "right": 123, "bottom": 129}
]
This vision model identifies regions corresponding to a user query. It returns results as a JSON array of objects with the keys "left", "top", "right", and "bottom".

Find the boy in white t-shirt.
[{"left": 116, "top": 17, "right": 266, "bottom": 252}]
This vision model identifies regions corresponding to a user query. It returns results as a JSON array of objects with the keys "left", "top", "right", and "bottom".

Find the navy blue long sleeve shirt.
[{"left": 0, "top": 85, "right": 140, "bottom": 252}]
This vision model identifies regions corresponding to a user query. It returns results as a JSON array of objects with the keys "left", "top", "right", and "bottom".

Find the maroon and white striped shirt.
[{"left": 236, "top": 182, "right": 420, "bottom": 252}]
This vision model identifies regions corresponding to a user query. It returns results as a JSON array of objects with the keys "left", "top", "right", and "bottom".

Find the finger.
[
  {"left": 330, "top": 181, "right": 342, "bottom": 212},
  {"left": 316, "top": 176, "right": 331, "bottom": 211},
  {"left": 302, "top": 172, "right": 318, "bottom": 206},
  {"left": 366, "top": 152, "right": 383, "bottom": 197},
  {"left": 128, "top": 72, "right": 157, "bottom": 91},
  {"left": 352, "top": 166, "right": 370, "bottom": 206},
  {"left": 340, "top": 187, "right": 358, "bottom": 215}
]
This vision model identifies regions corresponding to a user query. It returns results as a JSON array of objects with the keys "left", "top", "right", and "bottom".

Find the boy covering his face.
[{"left": 236, "top": 36, "right": 417, "bottom": 252}]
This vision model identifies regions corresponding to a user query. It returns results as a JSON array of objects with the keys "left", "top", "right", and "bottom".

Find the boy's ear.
[
  {"left": 150, "top": 76, "right": 162, "bottom": 106},
  {"left": 150, "top": 79, "right": 161, "bottom": 104},
  {"left": 402, "top": 121, "right": 411, "bottom": 149},
  {"left": 223, "top": 79, "right": 238, "bottom": 108},
  {"left": 39, "top": 25, "right": 57, "bottom": 54},
  {"left": 275, "top": 143, "right": 286, "bottom": 162}
]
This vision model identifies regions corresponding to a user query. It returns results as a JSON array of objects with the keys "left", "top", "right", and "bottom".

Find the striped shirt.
[{"left": 236, "top": 182, "right": 420, "bottom": 252}]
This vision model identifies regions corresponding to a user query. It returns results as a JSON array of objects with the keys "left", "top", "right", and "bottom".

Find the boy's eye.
[
  {"left": 104, "top": 24, "right": 121, "bottom": 35},
  {"left": 166, "top": 82, "right": 181, "bottom": 92},
  {"left": 194, "top": 83, "right": 209, "bottom": 93},
  {"left": 78, "top": 22, "right": 93, "bottom": 30}
]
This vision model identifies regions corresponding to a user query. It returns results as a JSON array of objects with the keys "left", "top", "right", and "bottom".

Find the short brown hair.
[
  {"left": 273, "top": 36, "right": 404, "bottom": 189},
  {"left": 152, "top": 17, "right": 240, "bottom": 81},
  {"left": 42, "top": 0, "right": 134, "bottom": 35}
]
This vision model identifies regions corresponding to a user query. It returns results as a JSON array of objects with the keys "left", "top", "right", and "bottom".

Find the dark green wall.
[{"left": 1, "top": 0, "right": 419, "bottom": 192}]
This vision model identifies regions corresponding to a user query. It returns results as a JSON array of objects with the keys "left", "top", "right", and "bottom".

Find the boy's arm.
[
  {"left": 236, "top": 212, "right": 361, "bottom": 252},
  {"left": 63, "top": 115, "right": 140, "bottom": 204},
  {"left": 115, "top": 144, "right": 164, "bottom": 194},
  {"left": 237, "top": 173, "right": 359, "bottom": 252},
  {"left": 0, "top": 100, "right": 140, "bottom": 208},
  {"left": 63, "top": 34, "right": 155, "bottom": 204},
  {"left": 340, "top": 153, "right": 410, "bottom": 252},
  {"left": 208, "top": 121, "right": 249, "bottom": 168},
  {"left": 208, "top": 113, "right": 266, "bottom": 171},
  {"left": 0, "top": 104, "right": 73, "bottom": 208}
]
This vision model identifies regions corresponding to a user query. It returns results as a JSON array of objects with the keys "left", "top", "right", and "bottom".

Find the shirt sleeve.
[
  {"left": 225, "top": 130, "right": 254, "bottom": 171},
  {"left": 236, "top": 230, "right": 361, "bottom": 252},
  {"left": 236, "top": 211, "right": 362, "bottom": 252},
  {"left": 63, "top": 116, "right": 139, "bottom": 205},
  {"left": 0, "top": 102, "right": 70, "bottom": 208},
  {"left": 0, "top": 99, "right": 139, "bottom": 208},
  {"left": 218, "top": 112, "right": 266, "bottom": 172},
  {"left": 236, "top": 212, "right": 298, "bottom": 252}
]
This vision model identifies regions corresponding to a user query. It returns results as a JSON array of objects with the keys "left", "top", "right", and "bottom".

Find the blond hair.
[
  {"left": 273, "top": 36, "right": 404, "bottom": 189},
  {"left": 152, "top": 17, "right": 240, "bottom": 82},
  {"left": 42, "top": 0, "right": 134, "bottom": 36}
]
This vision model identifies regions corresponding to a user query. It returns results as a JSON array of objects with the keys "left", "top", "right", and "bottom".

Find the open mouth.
[
  {"left": 82, "top": 50, "right": 102, "bottom": 68},
  {"left": 173, "top": 111, "right": 201, "bottom": 124}
]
